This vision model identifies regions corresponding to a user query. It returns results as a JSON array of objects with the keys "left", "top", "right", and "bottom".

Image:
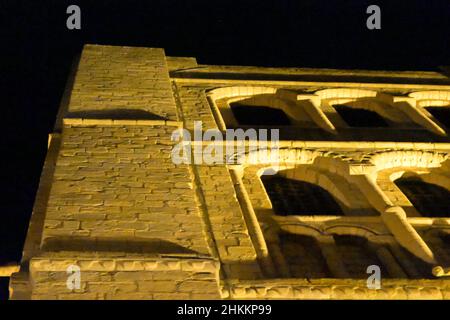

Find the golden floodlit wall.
[{"left": 8, "top": 44, "right": 450, "bottom": 299}]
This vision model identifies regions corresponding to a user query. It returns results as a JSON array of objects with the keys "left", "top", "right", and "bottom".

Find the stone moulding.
[
  {"left": 223, "top": 279, "right": 450, "bottom": 299},
  {"left": 62, "top": 118, "right": 183, "bottom": 127},
  {"left": 0, "top": 264, "right": 20, "bottom": 277},
  {"left": 11, "top": 45, "right": 450, "bottom": 300},
  {"left": 29, "top": 256, "right": 220, "bottom": 273}
]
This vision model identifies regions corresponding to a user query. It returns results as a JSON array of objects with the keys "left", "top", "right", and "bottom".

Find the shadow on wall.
[
  {"left": 65, "top": 109, "right": 167, "bottom": 121},
  {"left": 42, "top": 237, "right": 201, "bottom": 256}
]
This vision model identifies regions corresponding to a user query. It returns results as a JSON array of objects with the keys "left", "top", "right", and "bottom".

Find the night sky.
[{"left": 0, "top": 0, "right": 449, "bottom": 300}]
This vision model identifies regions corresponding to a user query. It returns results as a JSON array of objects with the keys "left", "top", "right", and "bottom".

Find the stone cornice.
[
  {"left": 223, "top": 279, "right": 450, "bottom": 299},
  {"left": 30, "top": 256, "right": 219, "bottom": 273},
  {"left": 63, "top": 118, "right": 183, "bottom": 127}
]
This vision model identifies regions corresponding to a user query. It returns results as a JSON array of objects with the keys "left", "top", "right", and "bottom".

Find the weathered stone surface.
[{"left": 10, "top": 44, "right": 450, "bottom": 300}]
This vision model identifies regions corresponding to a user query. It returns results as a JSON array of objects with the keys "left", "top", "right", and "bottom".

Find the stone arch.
[
  {"left": 376, "top": 164, "right": 450, "bottom": 217},
  {"left": 315, "top": 88, "right": 379, "bottom": 101},
  {"left": 372, "top": 151, "right": 450, "bottom": 217},
  {"left": 275, "top": 223, "right": 323, "bottom": 238},
  {"left": 227, "top": 94, "right": 296, "bottom": 119},
  {"left": 263, "top": 223, "right": 332, "bottom": 278},
  {"left": 408, "top": 91, "right": 450, "bottom": 131},
  {"left": 240, "top": 150, "right": 377, "bottom": 215},
  {"left": 314, "top": 88, "right": 414, "bottom": 127},
  {"left": 394, "top": 176, "right": 450, "bottom": 218},
  {"left": 258, "top": 161, "right": 377, "bottom": 216},
  {"left": 279, "top": 166, "right": 355, "bottom": 210},
  {"left": 409, "top": 90, "right": 450, "bottom": 108},
  {"left": 209, "top": 86, "right": 295, "bottom": 128},
  {"left": 311, "top": 154, "right": 355, "bottom": 178},
  {"left": 237, "top": 148, "right": 354, "bottom": 174},
  {"left": 324, "top": 225, "right": 380, "bottom": 238},
  {"left": 387, "top": 169, "right": 450, "bottom": 192},
  {"left": 208, "top": 86, "right": 317, "bottom": 128},
  {"left": 207, "top": 86, "right": 278, "bottom": 129},
  {"left": 342, "top": 99, "right": 406, "bottom": 123},
  {"left": 207, "top": 86, "right": 278, "bottom": 100},
  {"left": 369, "top": 150, "right": 449, "bottom": 172},
  {"left": 331, "top": 233, "right": 389, "bottom": 278},
  {"left": 260, "top": 174, "right": 344, "bottom": 216},
  {"left": 256, "top": 165, "right": 294, "bottom": 177},
  {"left": 376, "top": 168, "right": 420, "bottom": 215},
  {"left": 277, "top": 232, "right": 331, "bottom": 278}
]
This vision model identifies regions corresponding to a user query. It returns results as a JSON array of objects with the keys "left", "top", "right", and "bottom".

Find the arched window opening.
[
  {"left": 279, "top": 233, "right": 331, "bottom": 278},
  {"left": 426, "top": 233, "right": 450, "bottom": 267},
  {"left": 395, "top": 177, "right": 450, "bottom": 217},
  {"left": 333, "top": 235, "right": 387, "bottom": 278},
  {"left": 426, "top": 107, "right": 450, "bottom": 128},
  {"left": 261, "top": 176, "right": 343, "bottom": 216},
  {"left": 397, "top": 246, "right": 433, "bottom": 279},
  {"left": 438, "top": 233, "right": 450, "bottom": 265},
  {"left": 230, "top": 102, "right": 291, "bottom": 126},
  {"left": 334, "top": 104, "right": 389, "bottom": 127}
]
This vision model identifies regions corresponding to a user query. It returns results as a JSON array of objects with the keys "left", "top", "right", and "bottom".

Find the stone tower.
[{"left": 7, "top": 44, "right": 450, "bottom": 299}]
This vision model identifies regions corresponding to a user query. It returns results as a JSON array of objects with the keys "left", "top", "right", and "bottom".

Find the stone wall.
[
  {"left": 9, "top": 44, "right": 450, "bottom": 299},
  {"left": 30, "top": 256, "right": 220, "bottom": 300},
  {"left": 67, "top": 45, "right": 178, "bottom": 120},
  {"left": 42, "top": 124, "right": 210, "bottom": 257}
]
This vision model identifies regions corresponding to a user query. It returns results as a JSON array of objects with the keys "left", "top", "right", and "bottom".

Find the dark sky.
[{"left": 0, "top": 0, "right": 449, "bottom": 299}]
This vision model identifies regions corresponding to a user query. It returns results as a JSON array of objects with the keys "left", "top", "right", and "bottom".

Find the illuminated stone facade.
[{"left": 8, "top": 44, "right": 450, "bottom": 299}]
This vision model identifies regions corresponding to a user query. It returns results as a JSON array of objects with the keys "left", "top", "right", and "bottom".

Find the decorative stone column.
[
  {"left": 351, "top": 174, "right": 436, "bottom": 264},
  {"left": 393, "top": 97, "right": 447, "bottom": 136},
  {"left": 230, "top": 168, "right": 277, "bottom": 277},
  {"left": 296, "top": 95, "right": 337, "bottom": 134}
]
